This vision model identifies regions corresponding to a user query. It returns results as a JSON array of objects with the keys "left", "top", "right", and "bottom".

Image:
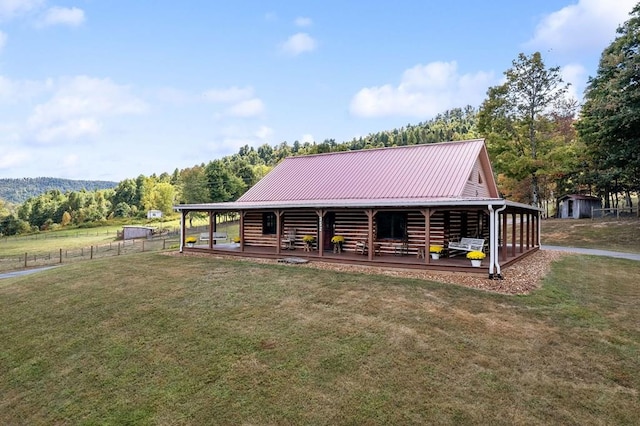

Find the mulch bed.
[{"left": 168, "top": 249, "right": 568, "bottom": 295}]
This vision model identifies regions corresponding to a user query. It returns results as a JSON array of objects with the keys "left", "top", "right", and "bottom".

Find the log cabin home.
[{"left": 174, "top": 139, "right": 541, "bottom": 278}]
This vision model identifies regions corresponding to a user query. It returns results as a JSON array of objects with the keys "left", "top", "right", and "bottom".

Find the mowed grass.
[
  {"left": 1, "top": 252, "right": 638, "bottom": 424},
  {"left": 541, "top": 218, "right": 640, "bottom": 253}
]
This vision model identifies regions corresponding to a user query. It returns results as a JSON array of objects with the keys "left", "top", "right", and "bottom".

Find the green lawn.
[
  {"left": 1, "top": 252, "right": 638, "bottom": 424},
  {"left": 541, "top": 218, "right": 640, "bottom": 253}
]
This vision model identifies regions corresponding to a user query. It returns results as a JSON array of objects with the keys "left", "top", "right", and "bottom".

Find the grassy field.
[
  {"left": 1, "top": 247, "right": 639, "bottom": 424},
  {"left": 541, "top": 218, "right": 640, "bottom": 253},
  {"left": 0, "top": 218, "right": 238, "bottom": 273}
]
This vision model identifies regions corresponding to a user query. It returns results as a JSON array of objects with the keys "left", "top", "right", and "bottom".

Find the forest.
[
  {"left": 1, "top": 5, "right": 638, "bottom": 236},
  {"left": 0, "top": 177, "right": 117, "bottom": 204}
]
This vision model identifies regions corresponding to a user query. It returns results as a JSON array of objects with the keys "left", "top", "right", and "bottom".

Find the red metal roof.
[{"left": 238, "top": 139, "right": 499, "bottom": 203}]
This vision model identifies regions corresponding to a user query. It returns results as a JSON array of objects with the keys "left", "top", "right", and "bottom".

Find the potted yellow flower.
[
  {"left": 466, "top": 250, "right": 486, "bottom": 267},
  {"left": 232, "top": 236, "right": 241, "bottom": 247},
  {"left": 302, "top": 235, "right": 315, "bottom": 251},
  {"left": 331, "top": 235, "right": 345, "bottom": 253},
  {"left": 185, "top": 236, "right": 197, "bottom": 247},
  {"left": 429, "top": 245, "right": 443, "bottom": 260}
]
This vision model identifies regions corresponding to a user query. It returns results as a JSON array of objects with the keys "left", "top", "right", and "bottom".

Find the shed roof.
[
  {"left": 238, "top": 139, "right": 499, "bottom": 203},
  {"left": 558, "top": 194, "right": 601, "bottom": 201}
]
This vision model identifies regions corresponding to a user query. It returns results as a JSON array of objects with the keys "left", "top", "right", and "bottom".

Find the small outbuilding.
[
  {"left": 147, "top": 210, "right": 163, "bottom": 219},
  {"left": 122, "top": 225, "right": 156, "bottom": 240},
  {"left": 557, "top": 194, "right": 601, "bottom": 219}
]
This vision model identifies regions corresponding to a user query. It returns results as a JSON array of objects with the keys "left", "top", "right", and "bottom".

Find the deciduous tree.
[{"left": 479, "top": 52, "right": 569, "bottom": 206}]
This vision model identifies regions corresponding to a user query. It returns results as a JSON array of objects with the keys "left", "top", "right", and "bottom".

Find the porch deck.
[{"left": 183, "top": 243, "right": 537, "bottom": 275}]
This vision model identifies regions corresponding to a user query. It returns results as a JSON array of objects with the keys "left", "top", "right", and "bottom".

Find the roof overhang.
[{"left": 174, "top": 198, "right": 542, "bottom": 213}]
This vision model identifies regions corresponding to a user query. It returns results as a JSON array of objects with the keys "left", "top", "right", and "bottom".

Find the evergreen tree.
[{"left": 577, "top": 4, "right": 640, "bottom": 198}]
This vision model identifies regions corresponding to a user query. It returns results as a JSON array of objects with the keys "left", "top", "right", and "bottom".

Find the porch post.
[
  {"left": 526, "top": 212, "right": 530, "bottom": 249},
  {"left": 180, "top": 210, "right": 186, "bottom": 252},
  {"left": 421, "top": 209, "right": 432, "bottom": 264},
  {"left": 511, "top": 212, "right": 516, "bottom": 257},
  {"left": 209, "top": 212, "right": 215, "bottom": 248},
  {"left": 518, "top": 213, "right": 524, "bottom": 253},
  {"left": 366, "top": 209, "right": 375, "bottom": 261},
  {"left": 501, "top": 211, "right": 508, "bottom": 261},
  {"left": 276, "top": 210, "right": 283, "bottom": 255},
  {"left": 240, "top": 211, "right": 246, "bottom": 253},
  {"left": 316, "top": 210, "right": 325, "bottom": 258}
]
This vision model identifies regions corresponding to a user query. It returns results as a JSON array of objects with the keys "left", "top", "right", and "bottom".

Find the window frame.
[
  {"left": 376, "top": 211, "right": 407, "bottom": 240},
  {"left": 262, "top": 212, "right": 277, "bottom": 235}
]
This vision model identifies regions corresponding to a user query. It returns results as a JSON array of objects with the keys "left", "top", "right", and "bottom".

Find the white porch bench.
[
  {"left": 448, "top": 237, "right": 485, "bottom": 253},
  {"left": 199, "top": 232, "right": 228, "bottom": 243}
]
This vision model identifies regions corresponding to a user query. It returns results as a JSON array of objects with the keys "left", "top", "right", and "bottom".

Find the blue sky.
[{"left": 0, "top": 0, "right": 636, "bottom": 181}]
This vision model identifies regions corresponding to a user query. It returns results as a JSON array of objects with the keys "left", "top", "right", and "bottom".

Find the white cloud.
[
  {"left": 34, "top": 118, "right": 101, "bottom": 143},
  {"left": 525, "top": 0, "right": 636, "bottom": 53},
  {"left": 0, "top": 146, "right": 29, "bottom": 169},
  {"left": 350, "top": 61, "right": 494, "bottom": 118},
  {"left": 28, "top": 75, "right": 147, "bottom": 144},
  {"left": 62, "top": 153, "right": 79, "bottom": 168},
  {"left": 561, "top": 63, "right": 587, "bottom": 100},
  {"left": 0, "top": 0, "right": 43, "bottom": 20},
  {"left": 227, "top": 98, "right": 264, "bottom": 117},
  {"left": 0, "top": 75, "right": 51, "bottom": 103},
  {"left": 301, "top": 133, "right": 314, "bottom": 143},
  {"left": 280, "top": 32, "right": 317, "bottom": 56},
  {"left": 39, "top": 6, "right": 85, "bottom": 27},
  {"left": 203, "top": 86, "right": 254, "bottom": 103},
  {"left": 294, "top": 16, "right": 312, "bottom": 27},
  {"left": 255, "top": 125, "right": 273, "bottom": 140},
  {"left": 203, "top": 86, "right": 265, "bottom": 118}
]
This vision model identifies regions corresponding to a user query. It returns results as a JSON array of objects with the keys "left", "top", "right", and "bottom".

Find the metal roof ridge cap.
[{"left": 280, "top": 138, "right": 486, "bottom": 160}]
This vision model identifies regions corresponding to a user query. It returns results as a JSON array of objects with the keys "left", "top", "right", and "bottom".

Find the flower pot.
[
  {"left": 430, "top": 253, "right": 440, "bottom": 260},
  {"left": 470, "top": 259, "right": 482, "bottom": 267},
  {"left": 186, "top": 242, "right": 194, "bottom": 248}
]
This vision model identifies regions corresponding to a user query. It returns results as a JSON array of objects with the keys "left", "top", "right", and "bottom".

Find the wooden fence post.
[
  {"left": 24, "top": 252, "right": 27, "bottom": 268},
  {"left": 60, "top": 248, "right": 63, "bottom": 264},
  {"left": 118, "top": 243, "right": 121, "bottom": 255},
  {"left": 90, "top": 246, "right": 94, "bottom": 260},
  {"left": 142, "top": 241, "right": 145, "bottom": 252}
]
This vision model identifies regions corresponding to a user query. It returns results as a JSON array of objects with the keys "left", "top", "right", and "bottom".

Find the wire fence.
[
  {"left": 592, "top": 207, "right": 639, "bottom": 220},
  {"left": 0, "top": 235, "right": 181, "bottom": 274}
]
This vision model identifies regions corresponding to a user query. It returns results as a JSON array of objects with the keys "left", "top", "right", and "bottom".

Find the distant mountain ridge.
[{"left": 0, "top": 177, "right": 118, "bottom": 204}]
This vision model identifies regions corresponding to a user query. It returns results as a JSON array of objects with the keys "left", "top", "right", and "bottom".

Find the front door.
[{"left": 323, "top": 212, "right": 335, "bottom": 250}]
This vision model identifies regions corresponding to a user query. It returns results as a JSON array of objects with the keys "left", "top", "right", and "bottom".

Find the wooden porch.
[{"left": 183, "top": 242, "right": 539, "bottom": 275}]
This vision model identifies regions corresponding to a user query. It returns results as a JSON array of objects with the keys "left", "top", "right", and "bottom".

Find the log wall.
[{"left": 242, "top": 208, "right": 490, "bottom": 254}]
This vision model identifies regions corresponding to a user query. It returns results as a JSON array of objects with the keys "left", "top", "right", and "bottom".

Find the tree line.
[{"left": 2, "top": 4, "right": 639, "bottom": 235}]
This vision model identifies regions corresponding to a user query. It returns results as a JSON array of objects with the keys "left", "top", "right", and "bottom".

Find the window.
[
  {"left": 262, "top": 212, "right": 277, "bottom": 235},
  {"left": 376, "top": 212, "right": 407, "bottom": 240}
]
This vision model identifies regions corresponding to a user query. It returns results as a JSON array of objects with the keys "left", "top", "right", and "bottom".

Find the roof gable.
[{"left": 238, "top": 139, "right": 499, "bottom": 203}]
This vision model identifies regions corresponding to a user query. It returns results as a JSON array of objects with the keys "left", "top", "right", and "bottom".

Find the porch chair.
[
  {"left": 282, "top": 228, "right": 296, "bottom": 250},
  {"left": 393, "top": 235, "right": 409, "bottom": 256},
  {"left": 355, "top": 240, "right": 381, "bottom": 256}
]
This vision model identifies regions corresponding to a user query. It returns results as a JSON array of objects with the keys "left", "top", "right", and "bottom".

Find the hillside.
[{"left": 0, "top": 177, "right": 118, "bottom": 204}]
